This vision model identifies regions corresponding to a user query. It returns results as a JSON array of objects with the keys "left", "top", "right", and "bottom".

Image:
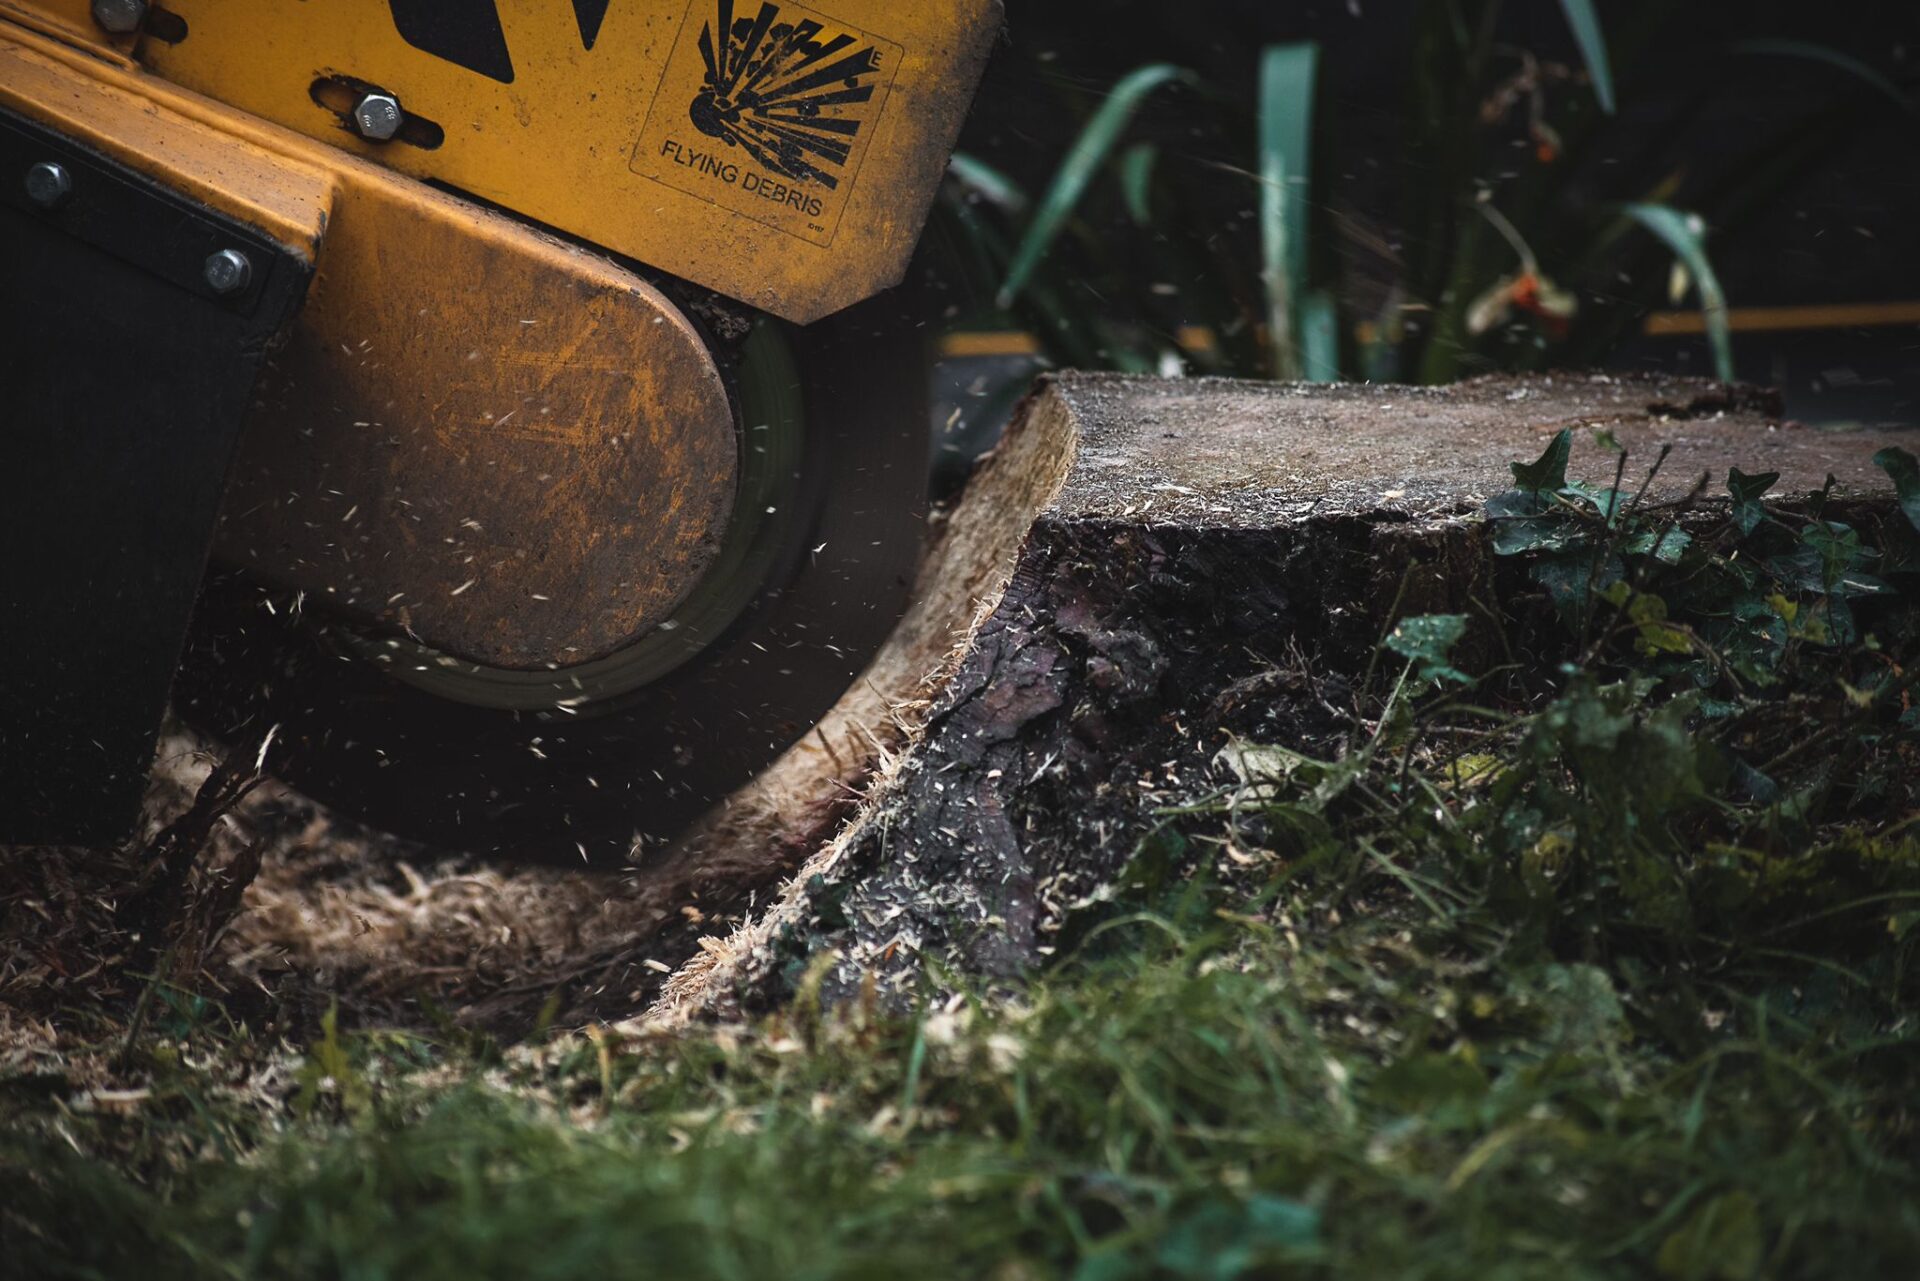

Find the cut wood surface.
[{"left": 653, "top": 371, "right": 1915, "bottom": 1025}]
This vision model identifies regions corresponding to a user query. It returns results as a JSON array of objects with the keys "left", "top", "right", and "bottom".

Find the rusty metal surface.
[
  {"left": 0, "top": 23, "right": 740, "bottom": 671},
  {"left": 136, "top": 0, "right": 1003, "bottom": 324},
  {"left": 220, "top": 210, "right": 737, "bottom": 671}
]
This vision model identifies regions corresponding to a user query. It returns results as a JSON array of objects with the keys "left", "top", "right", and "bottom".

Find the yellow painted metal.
[
  {"left": 136, "top": 0, "right": 1001, "bottom": 323},
  {"left": 0, "top": 32, "right": 331, "bottom": 256},
  {"left": 0, "top": 0, "right": 130, "bottom": 58},
  {"left": 0, "top": 23, "right": 739, "bottom": 669}
]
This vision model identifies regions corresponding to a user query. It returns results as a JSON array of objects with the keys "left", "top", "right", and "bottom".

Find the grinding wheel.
[{"left": 175, "top": 283, "right": 931, "bottom": 865}]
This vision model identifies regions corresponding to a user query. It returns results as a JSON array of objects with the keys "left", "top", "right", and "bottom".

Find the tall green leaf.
[
  {"left": 1556, "top": 0, "right": 1617, "bottom": 114},
  {"left": 1732, "top": 38, "right": 1916, "bottom": 115},
  {"left": 1119, "top": 142, "right": 1160, "bottom": 225},
  {"left": 1301, "top": 290, "right": 1340, "bottom": 383},
  {"left": 997, "top": 63, "right": 1193, "bottom": 309},
  {"left": 1624, "top": 203, "right": 1733, "bottom": 382},
  {"left": 946, "top": 152, "right": 1031, "bottom": 217},
  {"left": 1259, "top": 42, "right": 1319, "bottom": 380}
]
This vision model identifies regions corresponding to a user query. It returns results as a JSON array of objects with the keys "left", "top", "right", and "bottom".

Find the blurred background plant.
[{"left": 924, "top": 0, "right": 1919, "bottom": 478}]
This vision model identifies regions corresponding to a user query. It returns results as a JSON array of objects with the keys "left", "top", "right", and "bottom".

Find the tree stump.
[
  {"left": 652, "top": 371, "right": 1916, "bottom": 1024},
  {"left": 16, "top": 371, "right": 1906, "bottom": 1035}
]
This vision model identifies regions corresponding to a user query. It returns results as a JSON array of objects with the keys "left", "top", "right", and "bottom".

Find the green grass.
[
  {"left": 6, "top": 454, "right": 1920, "bottom": 1279},
  {"left": 6, "top": 840, "right": 1917, "bottom": 1279}
]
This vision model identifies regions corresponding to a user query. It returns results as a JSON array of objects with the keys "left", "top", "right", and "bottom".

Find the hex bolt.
[
  {"left": 203, "top": 248, "right": 253, "bottom": 296},
  {"left": 90, "top": 0, "right": 147, "bottom": 34},
  {"left": 24, "top": 160, "right": 73, "bottom": 210},
  {"left": 351, "top": 92, "right": 405, "bottom": 142}
]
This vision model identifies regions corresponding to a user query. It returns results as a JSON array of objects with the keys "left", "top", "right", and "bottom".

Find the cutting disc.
[{"left": 174, "top": 283, "right": 930, "bottom": 865}]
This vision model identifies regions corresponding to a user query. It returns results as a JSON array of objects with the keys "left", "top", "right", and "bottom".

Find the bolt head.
[
  {"left": 352, "top": 93, "right": 404, "bottom": 142},
  {"left": 90, "top": 0, "right": 147, "bottom": 34},
  {"left": 203, "top": 248, "right": 253, "bottom": 296},
  {"left": 24, "top": 161, "right": 73, "bottom": 210}
]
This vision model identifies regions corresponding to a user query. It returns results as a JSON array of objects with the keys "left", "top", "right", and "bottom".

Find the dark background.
[{"left": 935, "top": 0, "right": 1920, "bottom": 427}]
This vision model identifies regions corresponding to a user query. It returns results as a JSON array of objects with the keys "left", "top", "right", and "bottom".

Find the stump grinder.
[{"left": 0, "top": 0, "right": 1001, "bottom": 860}]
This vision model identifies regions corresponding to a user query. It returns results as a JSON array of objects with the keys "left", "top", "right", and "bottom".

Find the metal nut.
[
  {"left": 24, "top": 161, "right": 73, "bottom": 210},
  {"left": 90, "top": 0, "right": 147, "bottom": 34},
  {"left": 203, "top": 248, "right": 253, "bottom": 296},
  {"left": 351, "top": 92, "right": 404, "bottom": 142}
]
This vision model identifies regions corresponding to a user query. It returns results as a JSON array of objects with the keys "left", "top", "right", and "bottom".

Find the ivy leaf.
[
  {"left": 1801, "top": 522, "right": 1890, "bottom": 597},
  {"left": 1628, "top": 592, "right": 1693, "bottom": 655},
  {"left": 1624, "top": 526, "right": 1692, "bottom": 564},
  {"left": 1771, "top": 522, "right": 1885, "bottom": 597},
  {"left": 1566, "top": 479, "right": 1627, "bottom": 522},
  {"left": 1492, "top": 517, "right": 1588, "bottom": 557},
  {"left": 1874, "top": 446, "right": 1920, "bottom": 532},
  {"left": 1486, "top": 488, "right": 1549, "bottom": 518},
  {"left": 1726, "top": 468, "right": 1779, "bottom": 536},
  {"left": 1732, "top": 758, "right": 1780, "bottom": 803},
  {"left": 1386, "top": 613, "right": 1473, "bottom": 685},
  {"left": 1511, "top": 429, "right": 1573, "bottom": 493},
  {"left": 1535, "top": 550, "right": 1623, "bottom": 609}
]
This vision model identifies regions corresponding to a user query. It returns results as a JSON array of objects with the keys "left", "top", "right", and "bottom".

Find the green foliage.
[
  {"left": 1554, "top": 0, "right": 1616, "bottom": 114},
  {"left": 940, "top": 3, "right": 1899, "bottom": 390},
  {"left": 1623, "top": 204, "right": 1733, "bottom": 381},
  {"left": 4, "top": 444, "right": 1918, "bottom": 1278},
  {"left": 1731, "top": 38, "right": 1918, "bottom": 115},
  {"left": 1876, "top": 446, "right": 1920, "bottom": 532},
  {"left": 1483, "top": 430, "right": 1910, "bottom": 691},
  {"left": 998, "top": 63, "right": 1195, "bottom": 310},
  {"left": 1258, "top": 42, "right": 1320, "bottom": 379},
  {"left": 1385, "top": 612, "right": 1472, "bottom": 686},
  {"left": 1657, "top": 1191, "right": 1764, "bottom": 1281},
  {"left": 1726, "top": 466, "right": 1778, "bottom": 535},
  {"left": 1509, "top": 427, "right": 1573, "bottom": 492}
]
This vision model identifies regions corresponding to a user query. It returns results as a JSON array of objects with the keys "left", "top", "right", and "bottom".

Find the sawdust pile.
[{"left": 0, "top": 729, "right": 682, "bottom": 1044}]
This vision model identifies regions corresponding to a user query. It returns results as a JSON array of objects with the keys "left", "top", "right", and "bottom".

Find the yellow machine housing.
[
  {"left": 0, "top": 0, "right": 1001, "bottom": 857},
  {"left": 95, "top": 0, "right": 1000, "bottom": 323},
  {"left": 0, "top": 0, "right": 1003, "bottom": 669}
]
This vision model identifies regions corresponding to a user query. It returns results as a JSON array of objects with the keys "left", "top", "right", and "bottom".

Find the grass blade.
[
  {"left": 1259, "top": 42, "right": 1319, "bottom": 380},
  {"left": 1556, "top": 0, "right": 1617, "bottom": 114},
  {"left": 947, "top": 151, "right": 1031, "bottom": 217},
  {"left": 998, "top": 63, "right": 1192, "bottom": 308},
  {"left": 1119, "top": 142, "right": 1159, "bottom": 225},
  {"left": 1731, "top": 39, "right": 1916, "bottom": 115},
  {"left": 1302, "top": 290, "right": 1340, "bottom": 382},
  {"left": 1624, "top": 203, "right": 1732, "bottom": 381}
]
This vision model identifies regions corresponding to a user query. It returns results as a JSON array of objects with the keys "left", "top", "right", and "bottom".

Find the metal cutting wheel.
[{"left": 175, "top": 282, "right": 933, "bottom": 863}]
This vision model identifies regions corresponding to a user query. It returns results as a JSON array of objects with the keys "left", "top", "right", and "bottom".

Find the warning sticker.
[{"left": 632, "top": 0, "right": 901, "bottom": 247}]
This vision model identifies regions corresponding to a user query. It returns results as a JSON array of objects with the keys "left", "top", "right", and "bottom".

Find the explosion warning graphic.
[{"left": 688, "top": 0, "right": 882, "bottom": 190}]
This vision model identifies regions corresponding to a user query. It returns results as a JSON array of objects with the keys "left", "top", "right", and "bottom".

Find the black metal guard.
[{"left": 0, "top": 110, "right": 311, "bottom": 846}]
